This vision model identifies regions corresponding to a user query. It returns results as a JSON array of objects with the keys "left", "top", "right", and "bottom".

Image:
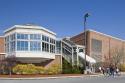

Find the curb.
[{"left": 0, "top": 74, "right": 102, "bottom": 80}]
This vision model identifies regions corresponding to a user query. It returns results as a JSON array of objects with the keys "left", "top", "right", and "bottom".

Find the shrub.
[
  {"left": 25, "top": 64, "right": 37, "bottom": 74},
  {"left": 13, "top": 64, "right": 40, "bottom": 74},
  {"left": 13, "top": 64, "right": 24, "bottom": 74},
  {"left": 35, "top": 66, "right": 45, "bottom": 74},
  {"left": 12, "top": 64, "right": 61, "bottom": 75},
  {"left": 45, "top": 64, "right": 61, "bottom": 75},
  {"left": 62, "top": 58, "right": 72, "bottom": 74},
  {"left": 119, "top": 64, "right": 125, "bottom": 72},
  {"left": 62, "top": 58, "right": 82, "bottom": 74},
  {"left": 71, "top": 66, "right": 81, "bottom": 74}
]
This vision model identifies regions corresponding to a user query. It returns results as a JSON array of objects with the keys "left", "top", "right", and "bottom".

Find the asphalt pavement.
[{"left": 0, "top": 75, "right": 125, "bottom": 83}]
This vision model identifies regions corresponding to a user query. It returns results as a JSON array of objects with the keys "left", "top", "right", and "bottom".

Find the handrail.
[{"left": 62, "top": 53, "right": 72, "bottom": 63}]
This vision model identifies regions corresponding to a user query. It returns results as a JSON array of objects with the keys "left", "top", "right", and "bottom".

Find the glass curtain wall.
[
  {"left": 56, "top": 41, "right": 61, "bottom": 54},
  {"left": 5, "top": 33, "right": 56, "bottom": 53}
]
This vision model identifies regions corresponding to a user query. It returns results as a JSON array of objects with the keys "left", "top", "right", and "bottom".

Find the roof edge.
[
  {"left": 71, "top": 29, "right": 125, "bottom": 42},
  {"left": 87, "top": 29, "right": 125, "bottom": 42},
  {"left": 4, "top": 25, "right": 56, "bottom": 36},
  {"left": 0, "top": 36, "right": 5, "bottom": 37}
]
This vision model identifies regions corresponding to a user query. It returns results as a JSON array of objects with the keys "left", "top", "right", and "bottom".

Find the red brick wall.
[
  {"left": 0, "top": 37, "right": 5, "bottom": 53},
  {"left": 71, "top": 30, "right": 125, "bottom": 63},
  {"left": 0, "top": 37, "right": 5, "bottom": 61}
]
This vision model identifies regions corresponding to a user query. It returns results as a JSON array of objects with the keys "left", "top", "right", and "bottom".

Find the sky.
[{"left": 0, "top": 0, "right": 125, "bottom": 39}]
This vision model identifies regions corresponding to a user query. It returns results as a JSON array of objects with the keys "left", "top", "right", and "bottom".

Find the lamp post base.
[{"left": 84, "top": 70, "right": 88, "bottom": 74}]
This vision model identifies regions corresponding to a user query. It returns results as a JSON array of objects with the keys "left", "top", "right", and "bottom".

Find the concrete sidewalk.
[
  {"left": 1, "top": 72, "right": 125, "bottom": 80},
  {"left": 0, "top": 74, "right": 102, "bottom": 80}
]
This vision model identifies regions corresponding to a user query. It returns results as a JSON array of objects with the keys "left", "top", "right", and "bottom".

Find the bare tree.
[
  {"left": 0, "top": 59, "right": 3, "bottom": 74},
  {"left": 110, "top": 48, "right": 124, "bottom": 67},
  {"left": 103, "top": 47, "right": 124, "bottom": 68},
  {"left": 6, "top": 56, "right": 16, "bottom": 75},
  {"left": 0, "top": 56, "right": 6, "bottom": 74}
]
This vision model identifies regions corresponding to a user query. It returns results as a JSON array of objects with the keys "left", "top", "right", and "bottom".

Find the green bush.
[
  {"left": 71, "top": 66, "right": 81, "bottom": 74},
  {"left": 62, "top": 58, "right": 72, "bottom": 74},
  {"left": 12, "top": 64, "right": 61, "bottom": 75},
  {"left": 62, "top": 58, "right": 82, "bottom": 74},
  {"left": 35, "top": 66, "right": 45, "bottom": 74},
  {"left": 13, "top": 64, "right": 38, "bottom": 74},
  {"left": 45, "top": 64, "right": 61, "bottom": 75},
  {"left": 119, "top": 64, "right": 125, "bottom": 72}
]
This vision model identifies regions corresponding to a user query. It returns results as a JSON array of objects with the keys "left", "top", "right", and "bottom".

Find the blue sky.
[{"left": 0, "top": 0, "right": 125, "bottom": 39}]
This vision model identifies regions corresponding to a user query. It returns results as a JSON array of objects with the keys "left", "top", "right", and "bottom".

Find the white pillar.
[
  {"left": 72, "top": 47, "right": 74, "bottom": 66},
  {"left": 77, "top": 47, "right": 79, "bottom": 66},
  {"left": 60, "top": 41, "right": 63, "bottom": 72}
]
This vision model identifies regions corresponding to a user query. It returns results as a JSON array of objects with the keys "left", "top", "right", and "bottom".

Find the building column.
[
  {"left": 60, "top": 41, "right": 63, "bottom": 72},
  {"left": 76, "top": 47, "right": 79, "bottom": 66},
  {"left": 72, "top": 47, "right": 74, "bottom": 66}
]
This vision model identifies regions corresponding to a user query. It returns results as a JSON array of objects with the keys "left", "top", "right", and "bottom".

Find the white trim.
[
  {"left": 76, "top": 45, "right": 85, "bottom": 48},
  {"left": 4, "top": 25, "right": 15, "bottom": 33},
  {"left": 0, "top": 36, "right": 4, "bottom": 37},
  {"left": 87, "top": 29, "right": 125, "bottom": 42},
  {"left": 4, "top": 25, "right": 56, "bottom": 36},
  {"left": 0, "top": 53, "right": 6, "bottom": 55},
  {"left": 71, "top": 29, "right": 125, "bottom": 42}
]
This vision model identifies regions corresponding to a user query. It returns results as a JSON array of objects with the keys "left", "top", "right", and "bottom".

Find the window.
[
  {"left": 50, "top": 38, "right": 55, "bottom": 44},
  {"left": 56, "top": 41, "right": 61, "bottom": 54},
  {"left": 10, "top": 34, "right": 15, "bottom": 41},
  {"left": 79, "top": 49, "right": 83, "bottom": 52},
  {"left": 5, "top": 36, "right": 9, "bottom": 43},
  {"left": 42, "top": 35, "right": 49, "bottom": 42},
  {"left": 50, "top": 44, "right": 55, "bottom": 53},
  {"left": 17, "top": 41, "right": 28, "bottom": 51},
  {"left": 10, "top": 41, "right": 15, "bottom": 52},
  {"left": 30, "top": 41, "right": 41, "bottom": 51},
  {"left": 30, "top": 34, "right": 41, "bottom": 40},
  {"left": 42, "top": 42, "right": 49, "bottom": 52},
  {"left": 91, "top": 39, "right": 102, "bottom": 53},
  {"left": 17, "top": 33, "right": 28, "bottom": 39},
  {"left": 6, "top": 43, "right": 9, "bottom": 52}
]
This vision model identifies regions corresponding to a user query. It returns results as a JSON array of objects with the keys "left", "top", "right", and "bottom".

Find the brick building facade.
[
  {"left": 0, "top": 36, "right": 5, "bottom": 61},
  {"left": 1, "top": 27, "right": 125, "bottom": 69},
  {"left": 71, "top": 29, "right": 125, "bottom": 63}
]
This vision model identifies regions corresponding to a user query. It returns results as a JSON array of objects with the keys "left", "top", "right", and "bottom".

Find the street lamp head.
[{"left": 84, "top": 13, "right": 90, "bottom": 18}]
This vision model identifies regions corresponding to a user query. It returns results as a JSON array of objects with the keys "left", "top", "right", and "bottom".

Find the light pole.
[{"left": 84, "top": 13, "right": 90, "bottom": 73}]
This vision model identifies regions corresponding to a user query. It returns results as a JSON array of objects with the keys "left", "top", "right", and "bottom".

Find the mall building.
[
  {"left": 71, "top": 29, "right": 125, "bottom": 64},
  {"left": 0, "top": 24, "right": 125, "bottom": 70}
]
